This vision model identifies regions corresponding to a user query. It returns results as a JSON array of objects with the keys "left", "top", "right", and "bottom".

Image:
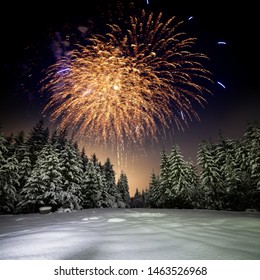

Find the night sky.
[{"left": 1, "top": 1, "right": 259, "bottom": 196}]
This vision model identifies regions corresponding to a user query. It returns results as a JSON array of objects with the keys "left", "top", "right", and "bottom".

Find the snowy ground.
[{"left": 0, "top": 208, "right": 259, "bottom": 260}]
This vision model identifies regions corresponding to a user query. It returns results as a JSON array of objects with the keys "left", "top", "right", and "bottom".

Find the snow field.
[{"left": 0, "top": 208, "right": 260, "bottom": 260}]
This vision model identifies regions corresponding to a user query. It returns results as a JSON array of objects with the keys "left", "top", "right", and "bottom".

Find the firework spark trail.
[{"left": 41, "top": 10, "right": 213, "bottom": 163}]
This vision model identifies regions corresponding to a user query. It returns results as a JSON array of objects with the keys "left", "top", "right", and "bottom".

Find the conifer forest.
[{"left": 0, "top": 120, "right": 259, "bottom": 214}]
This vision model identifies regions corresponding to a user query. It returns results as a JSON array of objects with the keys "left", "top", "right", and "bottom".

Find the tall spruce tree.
[
  {"left": 102, "top": 158, "right": 119, "bottom": 207},
  {"left": 186, "top": 161, "right": 202, "bottom": 208},
  {"left": 158, "top": 149, "right": 171, "bottom": 207},
  {"left": 216, "top": 134, "right": 241, "bottom": 210},
  {"left": 167, "top": 144, "right": 194, "bottom": 208},
  {"left": 117, "top": 171, "right": 131, "bottom": 208},
  {"left": 4, "top": 133, "right": 15, "bottom": 158},
  {"left": 82, "top": 159, "right": 104, "bottom": 208},
  {"left": 247, "top": 123, "right": 260, "bottom": 210},
  {"left": 97, "top": 167, "right": 111, "bottom": 208},
  {"left": 81, "top": 147, "right": 89, "bottom": 172},
  {"left": 16, "top": 145, "right": 32, "bottom": 202},
  {"left": 197, "top": 140, "right": 224, "bottom": 210},
  {"left": 147, "top": 170, "right": 161, "bottom": 208},
  {"left": 141, "top": 189, "right": 149, "bottom": 207},
  {"left": 26, "top": 119, "right": 49, "bottom": 165},
  {"left": 17, "top": 144, "right": 63, "bottom": 213},
  {"left": 13, "top": 130, "right": 26, "bottom": 161},
  {"left": 51, "top": 128, "right": 68, "bottom": 149},
  {"left": 0, "top": 132, "right": 7, "bottom": 165},
  {"left": 131, "top": 188, "right": 144, "bottom": 208},
  {"left": 59, "top": 142, "right": 83, "bottom": 210},
  {"left": 0, "top": 153, "right": 20, "bottom": 213},
  {"left": 242, "top": 121, "right": 260, "bottom": 208}
]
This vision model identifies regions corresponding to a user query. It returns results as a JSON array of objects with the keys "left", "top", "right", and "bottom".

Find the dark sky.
[{"left": 1, "top": 0, "right": 259, "bottom": 195}]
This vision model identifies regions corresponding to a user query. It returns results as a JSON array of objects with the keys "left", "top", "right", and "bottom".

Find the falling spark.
[
  {"left": 57, "top": 68, "right": 70, "bottom": 74},
  {"left": 181, "top": 111, "right": 185, "bottom": 120},
  {"left": 217, "top": 81, "right": 226, "bottom": 88},
  {"left": 217, "top": 41, "right": 226, "bottom": 45},
  {"left": 41, "top": 10, "right": 213, "bottom": 153}
]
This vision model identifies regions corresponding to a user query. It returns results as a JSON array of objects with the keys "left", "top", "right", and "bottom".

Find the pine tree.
[
  {"left": 97, "top": 168, "right": 111, "bottom": 208},
  {"left": 141, "top": 188, "right": 149, "bottom": 207},
  {"left": 186, "top": 161, "right": 203, "bottom": 209},
  {"left": 82, "top": 159, "right": 106, "bottom": 208},
  {"left": 59, "top": 143, "right": 83, "bottom": 210},
  {"left": 16, "top": 145, "right": 32, "bottom": 204},
  {"left": 216, "top": 134, "right": 241, "bottom": 210},
  {"left": 81, "top": 147, "right": 89, "bottom": 172},
  {"left": 26, "top": 119, "right": 49, "bottom": 165},
  {"left": 13, "top": 130, "right": 25, "bottom": 158},
  {"left": 244, "top": 122, "right": 260, "bottom": 189},
  {"left": 13, "top": 130, "right": 27, "bottom": 164},
  {"left": 0, "top": 153, "right": 20, "bottom": 213},
  {"left": 248, "top": 123, "right": 260, "bottom": 209},
  {"left": 91, "top": 153, "right": 99, "bottom": 166},
  {"left": 14, "top": 130, "right": 25, "bottom": 145},
  {"left": 102, "top": 158, "right": 119, "bottom": 207},
  {"left": 131, "top": 188, "right": 144, "bottom": 208},
  {"left": 147, "top": 170, "right": 161, "bottom": 208},
  {"left": 17, "top": 144, "right": 63, "bottom": 213},
  {"left": 117, "top": 171, "right": 131, "bottom": 208},
  {"left": 242, "top": 121, "right": 260, "bottom": 209},
  {"left": 12, "top": 131, "right": 32, "bottom": 191},
  {"left": 5, "top": 133, "right": 15, "bottom": 158},
  {"left": 158, "top": 149, "right": 171, "bottom": 207},
  {"left": 197, "top": 140, "right": 224, "bottom": 210},
  {"left": 0, "top": 132, "right": 7, "bottom": 165},
  {"left": 50, "top": 128, "right": 68, "bottom": 149},
  {"left": 167, "top": 144, "right": 194, "bottom": 208}
]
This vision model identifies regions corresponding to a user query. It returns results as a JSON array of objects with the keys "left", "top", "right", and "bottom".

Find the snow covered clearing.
[{"left": 0, "top": 208, "right": 259, "bottom": 260}]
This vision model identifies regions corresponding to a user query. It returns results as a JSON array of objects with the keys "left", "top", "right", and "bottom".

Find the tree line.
[
  {"left": 0, "top": 120, "right": 131, "bottom": 214},
  {"left": 1, "top": 119, "right": 259, "bottom": 214}
]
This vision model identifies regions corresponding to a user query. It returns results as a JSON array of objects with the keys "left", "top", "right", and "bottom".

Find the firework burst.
[{"left": 41, "top": 10, "right": 213, "bottom": 149}]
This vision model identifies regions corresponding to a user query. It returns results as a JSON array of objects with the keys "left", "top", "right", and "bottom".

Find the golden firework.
[{"left": 41, "top": 10, "right": 212, "bottom": 148}]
